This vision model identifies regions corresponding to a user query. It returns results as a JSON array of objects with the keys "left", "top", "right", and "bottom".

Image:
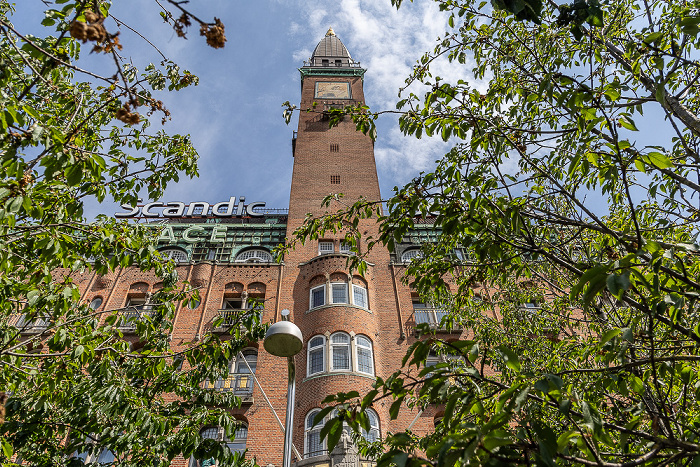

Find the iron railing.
[
  {"left": 203, "top": 373, "right": 254, "bottom": 396},
  {"left": 117, "top": 307, "right": 155, "bottom": 329},
  {"left": 10, "top": 314, "right": 49, "bottom": 333}
]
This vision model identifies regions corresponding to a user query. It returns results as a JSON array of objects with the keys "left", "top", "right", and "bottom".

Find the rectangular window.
[
  {"left": 339, "top": 243, "right": 353, "bottom": 254},
  {"left": 332, "top": 346, "right": 350, "bottom": 370},
  {"left": 352, "top": 285, "right": 368, "bottom": 308},
  {"left": 357, "top": 347, "right": 373, "bottom": 374},
  {"left": 331, "top": 283, "right": 348, "bottom": 304},
  {"left": 308, "top": 348, "right": 324, "bottom": 374},
  {"left": 330, "top": 143, "right": 339, "bottom": 152},
  {"left": 310, "top": 286, "right": 326, "bottom": 308},
  {"left": 413, "top": 300, "right": 446, "bottom": 326},
  {"left": 330, "top": 175, "right": 340, "bottom": 184},
  {"left": 319, "top": 241, "right": 334, "bottom": 255}
]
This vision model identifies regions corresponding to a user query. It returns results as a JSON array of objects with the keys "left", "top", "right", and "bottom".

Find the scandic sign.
[{"left": 115, "top": 197, "right": 266, "bottom": 218}]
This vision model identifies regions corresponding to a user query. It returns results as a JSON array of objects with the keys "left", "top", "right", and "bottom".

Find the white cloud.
[{"left": 286, "top": 0, "right": 473, "bottom": 188}]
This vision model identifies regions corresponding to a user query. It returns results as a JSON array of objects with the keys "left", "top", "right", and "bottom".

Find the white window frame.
[
  {"left": 234, "top": 249, "right": 272, "bottom": 263},
  {"left": 352, "top": 284, "right": 368, "bottom": 308},
  {"left": 305, "top": 409, "right": 326, "bottom": 458},
  {"left": 329, "top": 332, "right": 351, "bottom": 372},
  {"left": 307, "top": 335, "right": 326, "bottom": 376},
  {"left": 330, "top": 282, "right": 348, "bottom": 304},
  {"left": 355, "top": 335, "right": 374, "bottom": 375},
  {"left": 362, "top": 409, "right": 380, "bottom": 442},
  {"left": 318, "top": 241, "right": 334, "bottom": 255},
  {"left": 339, "top": 243, "right": 353, "bottom": 255},
  {"left": 309, "top": 285, "right": 326, "bottom": 309}
]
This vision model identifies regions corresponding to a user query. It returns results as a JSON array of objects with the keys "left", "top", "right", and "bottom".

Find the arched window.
[
  {"left": 401, "top": 249, "right": 423, "bottom": 263},
  {"left": 362, "top": 409, "right": 380, "bottom": 442},
  {"left": 330, "top": 332, "right": 351, "bottom": 371},
  {"left": 307, "top": 336, "right": 326, "bottom": 376},
  {"left": 235, "top": 249, "right": 272, "bottom": 263},
  {"left": 355, "top": 335, "right": 374, "bottom": 375},
  {"left": 228, "top": 424, "right": 248, "bottom": 455},
  {"left": 305, "top": 409, "right": 325, "bottom": 458},
  {"left": 189, "top": 425, "right": 248, "bottom": 467},
  {"left": 159, "top": 247, "right": 188, "bottom": 263}
]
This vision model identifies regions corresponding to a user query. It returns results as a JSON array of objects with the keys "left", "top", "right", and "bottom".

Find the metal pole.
[{"left": 283, "top": 355, "right": 296, "bottom": 467}]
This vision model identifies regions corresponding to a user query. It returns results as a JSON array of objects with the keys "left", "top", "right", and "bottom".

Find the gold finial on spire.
[{"left": 326, "top": 27, "right": 336, "bottom": 36}]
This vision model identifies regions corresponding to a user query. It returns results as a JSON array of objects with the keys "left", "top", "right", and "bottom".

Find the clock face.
[{"left": 315, "top": 82, "right": 351, "bottom": 99}]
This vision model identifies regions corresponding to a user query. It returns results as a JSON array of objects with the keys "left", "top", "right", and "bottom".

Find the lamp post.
[{"left": 264, "top": 309, "right": 303, "bottom": 467}]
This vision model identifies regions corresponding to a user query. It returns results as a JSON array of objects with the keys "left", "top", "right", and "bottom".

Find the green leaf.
[
  {"left": 1, "top": 438, "right": 13, "bottom": 459},
  {"left": 645, "top": 151, "right": 673, "bottom": 169},
  {"left": 619, "top": 115, "right": 638, "bottom": 131},
  {"left": 497, "top": 345, "right": 521, "bottom": 372}
]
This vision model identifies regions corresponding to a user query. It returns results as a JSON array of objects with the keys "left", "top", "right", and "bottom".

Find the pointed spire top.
[{"left": 326, "top": 27, "right": 336, "bottom": 37}]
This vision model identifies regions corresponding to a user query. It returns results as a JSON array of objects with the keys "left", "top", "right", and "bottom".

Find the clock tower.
[
  {"left": 278, "top": 29, "right": 395, "bottom": 464},
  {"left": 287, "top": 28, "right": 381, "bottom": 220}
]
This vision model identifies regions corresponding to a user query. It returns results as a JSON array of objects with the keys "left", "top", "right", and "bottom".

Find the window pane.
[
  {"left": 309, "top": 349, "right": 324, "bottom": 374},
  {"left": 97, "top": 449, "right": 115, "bottom": 464},
  {"left": 311, "top": 287, "right": 325, "bottom": 307},
  {"left": 332, "top": 346, "right": 350, "bottom": 370},
  {"left": 357, "top": 347, "right": 373, "bottom": 374},
  {"left": 307, "top": 430, "right": 323, "bottom": 457},
  {"left": 353, "top": 285, "right": 367, "bottom": 308},
  {"left": 331, "top": 283, "right": 347, "bottom": 304}
]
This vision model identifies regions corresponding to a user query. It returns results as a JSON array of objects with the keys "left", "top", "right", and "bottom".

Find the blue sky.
[{"left": 15, "top": 1, "right": 470, "bottom": 217}]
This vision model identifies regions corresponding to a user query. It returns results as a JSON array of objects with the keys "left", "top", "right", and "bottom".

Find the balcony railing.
[
  {"left": 10, "top": 314, "right": 49, "bottom": 333},
  {"left": 212, "top": 308, "right": 261, "bottom": 332},
  {"left": 117, "top": 307, "right": 155, "bottom": 330},
  {"left": 203, "top": 373, "right": 254, "bottom": 397}
]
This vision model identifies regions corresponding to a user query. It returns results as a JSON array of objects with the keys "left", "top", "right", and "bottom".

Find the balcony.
[
  {"left": 10, "top": 314, "right": 49, "bottom": 334},
  {"left": 203, "top": 373, "right": 254, "bottom": 403},
  {"left": 116, "top": 306, "right": 155, "bottom": 331},
  {"left": 204, "top": 373, "right": 253, "bottom": 395},
  {"left": 212, "top": 308, "right": 261, "bottom": 332}
]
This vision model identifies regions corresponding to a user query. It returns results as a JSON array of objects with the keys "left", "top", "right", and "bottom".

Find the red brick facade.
[{"left": 66, "top": 31, "right": 461, "bottom": 467}]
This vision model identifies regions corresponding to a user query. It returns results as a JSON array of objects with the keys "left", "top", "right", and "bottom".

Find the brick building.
[{"left": 65, "top": 30, "right": 462, "bottom": 466}]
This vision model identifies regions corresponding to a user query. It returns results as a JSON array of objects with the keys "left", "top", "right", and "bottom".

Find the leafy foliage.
[
  {"left": 289, "top": 0, "right": 700, "bottom": 465},
  {"left": 0, "top": 1, "right": 261, "bottom": 466}
]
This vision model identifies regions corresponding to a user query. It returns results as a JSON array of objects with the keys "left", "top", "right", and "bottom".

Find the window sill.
[
  {"left": 303, "top": 371, "right": 376, "bottom": 383},
  {"left": 306, "top": 303, "right": 371, "bottom": 314}
]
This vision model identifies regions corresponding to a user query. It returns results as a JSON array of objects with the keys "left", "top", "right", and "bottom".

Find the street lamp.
[{"left": 264, "top": 309, "right": 303, "bottom": 467}]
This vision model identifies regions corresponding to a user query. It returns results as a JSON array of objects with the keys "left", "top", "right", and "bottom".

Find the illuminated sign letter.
[
  {"left": 115, "top": 199, "right": 142, "bottom": 218},
  {"left": 143, "top": 202, "right": 164, "bottom": 217},
  {"left": 210, "top": 225, "right": 227, "bottom": 243},
  {"left": 212, "top": 197, "right": 236, "bottom": 217},
  {"left": 183, "top": 225, "right": 205, "bottom": 243},
  {"left": 159, "top": 226, "right": 175, "bottom": 243},
  {"left": 186, "top": 202, "right": 210, "bottom": 217},
  {"left": 162, "top": 202, "right": 186, "bottom": 217},
  {"left": 246, "top": 201, "right": 266, "bottom": 217}
]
